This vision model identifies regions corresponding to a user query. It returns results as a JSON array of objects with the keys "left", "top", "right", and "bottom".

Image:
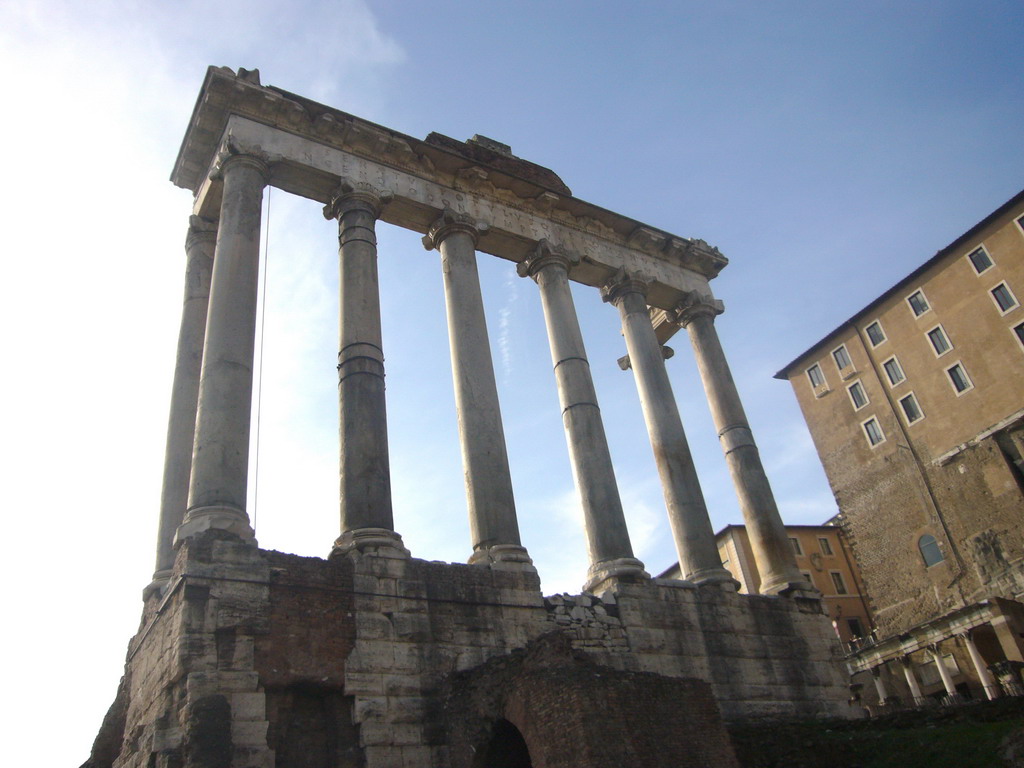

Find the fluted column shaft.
[
  {"left": 871, "top": 666, "right": 889, "bottom": 704},
  {"left": 424, "top": 211, "right": 528, "bottom": 565},
  {"left": 178, "top": 152, "right": 268, "bottom": 543},
  {"left": 519, "top": 242, "right": 647, "bottom": 591},
  {"left": 900, "top": 657, "right": 924, "bottom": 703},
  {"left": 929, "top": 645, "right": 958, "bottom": 697},
  {"left": 603, "top": 276, "right": 734, "bottom": 586},
  {"left": 676, "top": 295, "right": 807, "bottom": 594},
  {"left": 961, "top": 632, "right": 999, "bottom": 700},
  {"left": 150, "top": 217, "right": 216, "bottom": 587},
  {"left": 324, "top": 183, "right": 405, "bottom": 556}
]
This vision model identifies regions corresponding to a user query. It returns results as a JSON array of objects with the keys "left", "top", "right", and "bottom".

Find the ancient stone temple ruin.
[{"left": 85, "top": 67, "right": 850, "bottom": 768}]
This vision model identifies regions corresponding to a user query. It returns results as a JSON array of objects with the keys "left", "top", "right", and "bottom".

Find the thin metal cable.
[{"left": 252, "top": 186, "right": 271, "bottom": 527}]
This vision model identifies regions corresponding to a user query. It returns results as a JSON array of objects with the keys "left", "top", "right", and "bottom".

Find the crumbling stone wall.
[{"left": 85, "top": 531, "right": 850, "bottom": 768}]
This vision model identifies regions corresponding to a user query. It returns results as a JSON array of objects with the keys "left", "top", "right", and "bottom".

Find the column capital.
[
  {"left": 185, "top": 215, "right": 217, "bottom": 250},
  {"left": 323, "top": 180, "right": 393, "bottom": 220},
  {"left": 211, "top": 138, "right": 271, "bottom": 183},
  {"left": 599, "top": 267, "right": 653, "bottom": 307},
  {"left": 422, "top": 207, "right": 489, "bottom": 250},
  {"left": 670, "top": 291, "right": 724, "bottom": 328},
  {"left": 516, "top": 238, "right": 580, "bottom": 280}
]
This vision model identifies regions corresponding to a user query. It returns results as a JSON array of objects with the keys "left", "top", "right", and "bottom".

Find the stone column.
[
  {"left": 870, "top": 666, "right": 889, "bottom": 704},
  {"left": 929, "top": 644, "right": 959, "bottom": 699},
  {"left": 601, "top": 271, "right": 734, "bottom": 587},
  {"left": 673, "top": 292, "right": 810, "bottom": 595},
  {"left": 176, "top": 147, "right": 269, "bottom": 544},
  {"left": 323, "top": 181, "right": 406, "bottom": 557},
  {"left": 900, "top": 656, "right": 924, "bottom": 705},
  {"left": 961, "top": 631, "right": 1000, "bottom": 700},
  {"left": 518, "top": 240, "right": 648, "bottom": 592},
  {"left": 148, "top": 216, "right": 217, "bottom": 593},
  {"left": 422, "top": 209, "right": 530, "bottom": 567}
]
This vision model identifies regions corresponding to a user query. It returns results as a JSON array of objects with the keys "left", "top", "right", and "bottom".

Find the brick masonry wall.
[{"left": 86, "top": 532, "right": 852, "bottom": 768}]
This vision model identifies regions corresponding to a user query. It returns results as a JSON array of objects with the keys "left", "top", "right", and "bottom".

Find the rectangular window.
[
  {"left": 946, "top": 362, "right": 973, "bottom": 394},
  {"left": 806, "top": 363, "right": 826, "bottom": 389},
  {"left": 830, "top": 571, "right": 849, "bottom": 595},
  {"left": 992, "top": 282, "right": 1019, "bottom": 314},
  {"left": 1017, "top": 214, "right": 1024, "bottom": 234},
  {"left": 863, "top": 417, "right": 885, "bottom": 447},
  {"left": 846, "top": 617, "right": 865, "bottom": 639},
  {"left": 864, "top": 321, "right": 886, "bottom": 347},
  {"left": 907, "top": 289, "right": 930, "bottom": 317},
  {"left": 927, "top": 325, "right": 952, "bottom": 356},
  {"left": 789, "top": 537, "right": 803, "bottom": 556},
  {"left": 847, "top": 380, "right": 868, "bottom": 410},
  {"left": 882, "top": 356, "right": 905, "bottom": 386},
  {"left": 967, "top": 246, "right": 993, "bottom": 274},
  {"left": 899, "top": 392, "right": 924, "bottom": 424},
  {"left": 832, "top": 344, "right": 852, "bottom": 371},
  {"left": 1015, "top": 321, "right": 1024, "bottom": 350},
  {"left": 819, "top": 537, "right": 833, "bottom": 556}
]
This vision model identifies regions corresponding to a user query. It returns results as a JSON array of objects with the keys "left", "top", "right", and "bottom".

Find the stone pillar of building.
[
  {"left": 422, "top": 209, "right": 530, "bottom": 567},
  {"left": 990, "top": 613, "right": 1024, "bottom": 662},
  {"left": 673, "top": 292, "right": 811, "bottom": 595},
  {"left": 176, "top": 147, "right": 269, "bottom": 545},
  {"left": 148, "top": 216, "right": 217, "bottom": 593},
  {"left": 929, "top": 644, "right": 959, "bottom": 699},
  {"left": 900, "top": 656, "right": 924, "bottom": 705},
  {"left": 961, "top": 631, "right": 1000, "bottom": 700},
  {"left": 870, "top": 666, "right": 889, "bottom": 705},
  {"left": 601, "top": 270, "right": 735, "bottom": 587},
  {"left": 518, "top": 240, "right": 648, "bottom": 592},
  {"left": 323, "top": 181, "right": 407, "bottom": 557}
]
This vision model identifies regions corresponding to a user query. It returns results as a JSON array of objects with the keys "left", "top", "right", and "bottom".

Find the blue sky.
[{"left": 2, "top": 1, "right": 1021, "bottom": 764}]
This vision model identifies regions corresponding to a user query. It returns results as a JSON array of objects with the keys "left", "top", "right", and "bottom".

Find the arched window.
[{"left": 919, "top": 534, "right": 944, "bottom": 567}]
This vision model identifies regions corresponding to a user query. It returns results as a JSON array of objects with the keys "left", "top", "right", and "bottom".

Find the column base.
[
  {"left": 142, "top": 569, "right": 173, "bottom": 601},
  {"left": 173, "top": 505, "right": 256, "bottom": 547},
  {"left": 688, "top": 566, "right": 741, "bottom": 592},
  {"left": 468, "top": 544, "right": 536, "bottom": 571},
  {"left": 331, "top": 528, "right": 410, "bottom": 559},
  {"left": 759, "top": 569, "right": 817, "bottom": 597},
  {"left": 583, "top": 557, "right": 650, "bottom": 596}
]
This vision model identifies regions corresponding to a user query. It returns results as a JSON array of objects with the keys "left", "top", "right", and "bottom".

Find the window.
[
  {"left": 789, "top": 537, "right": 803, "bottom": 556},
  {"left": 806, "top": 363, "right": 826, "bottom": 389},
  {"left": 864, "top": 321, "right": 886, "bottom": 347},
  {"left": 946, "top": 362, "right": 973, "bottom": 394},
  {"left": 926, "top": 325, "right": 952, "bottom": 356},
  {"left": 832, "top": 344, "right": 853, "bottom": 371},
  {"left": 882, "top": 356, "right": 905, "bottom": 386},
  {"left": 919, "top": 534, "right": 944, "bottom": 567},
  {"left": 899, "top": 392, "right": 923, "bottom": 424},
  {"left": 1017, "top": 214, "right": 1024, "bottom": 234},
  {"left": 863, "top": 417, "right": 885, "bottom": 447},
  {"left": 967, "top": 246, "right": 993, "bottom": 274},
  {"left": 830, "top": 571, "right": 848, "bottom": 595},
  {"left": 1015, "top": 321, "right": 1024, "bottom": 350},
  {"left": 992, "top": 282, "right": 1019, "bottom": 314},
  {"left": 846, "top": 617, "right": 865, "bottom": 639},
  {"left": 907, "top": 289, "right": 930, "bottom": 317},
  {"left": 847, "top": 380, "right": 868, "bottom": 410},
  {"left": 819, "top": 537, "right": 833, "bottom": 556}
]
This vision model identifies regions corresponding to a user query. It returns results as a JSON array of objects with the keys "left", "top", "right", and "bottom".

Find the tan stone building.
[
  {"left": 776, "top": 189, "right": 1024, "bottom": 705},
  {"left": 660, "top": 522, "right": 874, "bottom": 647}
]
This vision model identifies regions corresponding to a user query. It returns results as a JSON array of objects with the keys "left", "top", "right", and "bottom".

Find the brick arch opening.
[{"left": 472, "top": 718, "right": 534, "bottom": 768}]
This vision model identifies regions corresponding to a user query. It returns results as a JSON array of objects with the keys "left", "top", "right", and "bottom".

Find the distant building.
[
  {"left": 659, "top": 522, "right": 874, "bottom": 648},
  {"left": 775, "top": 189, "right": 1024, "bottom": 705}
]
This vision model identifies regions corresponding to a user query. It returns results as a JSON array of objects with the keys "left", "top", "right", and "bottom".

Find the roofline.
[{"left": 774, "top": 187, "right": 1024, "bottom": 379}]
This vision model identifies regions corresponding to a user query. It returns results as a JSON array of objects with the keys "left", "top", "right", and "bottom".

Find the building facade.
[{"left": 776, "top": 190, "right": 1024, "bottom": 705}]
